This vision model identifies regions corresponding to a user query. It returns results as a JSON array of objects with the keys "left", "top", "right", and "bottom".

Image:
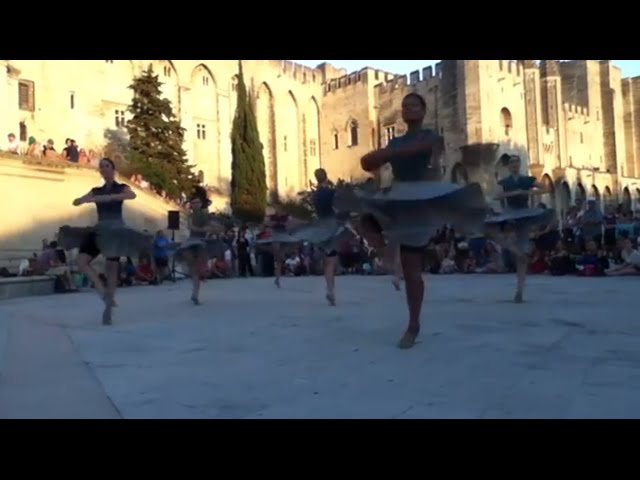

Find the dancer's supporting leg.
[
  {"left": 514, "top": 254, "right": 527, "bottom": 303},
  {"left": 103, "top": 258, "right": 119, "bottom": 322},
  {"left": 398, "top": 245, "right": 425, "bottom": 349},
  {"left": 185, "top": 249, "right": 201, "bottom": 305},
  {"left": 324, "top": 250, "right": 338, "bottom": 306},
  {"left": 273, "top": 243, "right": 282, "bottom": 288}
]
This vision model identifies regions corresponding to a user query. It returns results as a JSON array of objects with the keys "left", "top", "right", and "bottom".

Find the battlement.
[
  {"left": 374, "top": 61, "right": 445, "bottom": 95},
  {"left": 563, "top": 102, "right": 590, "bottom": 121},
  {"left": 278, "top": 60, "right": 323, "bottom": 84},
  {"left": 324, "top": 67, "right": 393, "bottom": 94},
  {"left": 496, "top": 60, "right": 524, "bottom": 79}
]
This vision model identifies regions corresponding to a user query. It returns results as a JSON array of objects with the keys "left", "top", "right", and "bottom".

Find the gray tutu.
[
  {"left": 485, "top": 207, "right": 556, "bottom": 255},
  {"left": 57, "top": 223, "right": 153, "bottom": 258},
  {"left": 256, "top": 230, "right": 300, "bottom": 245},
  {"left": 340, "top": 181, "right": 488, "bottom": 248},
  {"left": 292, "top": 217, "right": 354, "bottom": 253},
  {"left": 173, "top": 237, "right": 226, "bottom": 262}
]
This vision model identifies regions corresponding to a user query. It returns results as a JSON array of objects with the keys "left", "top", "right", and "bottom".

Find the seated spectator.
[
  {"left": 476, "top": 241, "right": 504, "bottom": 273},
  {"left": 42, "top": 139, "right": 58, "bottom": 159},
  {"left": 6, "top": 133, "right": 20, "bottom": 154},
  {"left": 119, "top": 257, "right": 136, "bottom": 287},
  {"left": 548, "top": 240, "right": 575, "bottom": 276},
  {"left": 26, "top": 137, "right": 41, "bottom": 157},
  {"left": 78, "top": 148, "right": 90, "bottom": 165},
  {"left": 528, "top": 243, "right": 548, "bottom": 274},
  {"left": 135, "top": 256, "right": 156, "bottom": 284},
  {"left": 209, "top": 257, "right": 229, "bottom": 278},
  {"left": 37, "top": 241, "right": 77, "bottom": 292},
  {"left": 576, "top": 240, "right": 609, "bottom": 276},
  {"left": 606, "top": 238, "right": 640, "bottom": 276}
]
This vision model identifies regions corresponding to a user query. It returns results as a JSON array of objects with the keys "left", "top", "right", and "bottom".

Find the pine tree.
[
  {"left": 230, "top": 61, "right": 267, "bottom": 223},
  {"left": 126, "top": 66, "right": 197, "bottom": 199}
]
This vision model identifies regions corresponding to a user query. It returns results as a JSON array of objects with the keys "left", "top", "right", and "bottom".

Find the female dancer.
[
  {"left": 484, "top": 154, "right": 552, "bottom": 303},
  {"left": 357, "top": 92, "right": 488, "bottom": 349},
  {"left": 173, "top": 192, "right": 223, "bottom": 305},
  {"left": 293, "top": 168, "right": 354, "bottom": 306},
  {"left": 58, "top": 158, "right": 152, "bottom": 325},
  {"left": 257, "top": 207, "right": 303, "bottom": 288}
]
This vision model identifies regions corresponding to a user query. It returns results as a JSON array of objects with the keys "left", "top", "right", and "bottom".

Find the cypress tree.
[
  {"left": 126, "top": 66, "right": 197, "bottom": 199},
  {"left": 230, "top": 61, "right": 267, "bottom": 223}
]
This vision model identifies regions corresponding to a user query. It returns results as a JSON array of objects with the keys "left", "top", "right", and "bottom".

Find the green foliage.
[
  {"left": 126, "top": 66, "right": 198, "bottom": 199},
  {"left": 230, "top": 61, "right": 268, "bottom": 223}
]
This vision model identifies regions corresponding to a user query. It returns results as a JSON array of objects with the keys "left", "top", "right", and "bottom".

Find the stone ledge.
[{"left": 0, "top": 276, "right": 55, "bottom": 301}]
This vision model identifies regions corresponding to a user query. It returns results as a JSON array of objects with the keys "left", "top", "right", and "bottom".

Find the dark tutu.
[
  {"left": 485, "top": 207, "right": 556, "bottom": 255},
  {"left": 57, "top": 223, "right": 153, "bottom": 258},
  {"left": 173, "top": 237, "right": 226, "bottom": 263},
  {"left": 291, "top": 216, "right": 354, "bottom": 253},
  {"left": 338, "top": 180, "right": 488, "bottom": 247}
]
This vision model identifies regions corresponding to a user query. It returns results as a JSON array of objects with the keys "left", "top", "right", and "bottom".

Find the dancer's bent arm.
[
  {"left": 93, "top": 186, "right": 136, "bottom": 203},
  {"left": 360, "top": 132, "right": 441, "bottom": 172}
]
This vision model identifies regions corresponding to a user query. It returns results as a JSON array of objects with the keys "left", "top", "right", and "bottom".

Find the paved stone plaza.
[{"left": 1, "top": 274, "right": 639, "bottom": 419}]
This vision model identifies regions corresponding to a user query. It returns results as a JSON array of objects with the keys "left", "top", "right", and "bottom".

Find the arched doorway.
[
  {"left": 451, "top": 163, "right": 469, "bottom": 186},
  {"left": 575, "top": 183, "right": 586, "bottom": 209},
  {"left": 603, "top": 186, "right": 613, "bottom": 208},
  {"left": 541, "top": 174, "right": 555, "bottom": 210},
  {"left": 559, "top": 181, "right": 572, "bottom": 219},
  {"left": 500, "top": 108, "right": 513, "bottom": 137},
  {"left": 622, "top": 187, "right": 632, "bottom": 213},
  {"left": 590, "top": 185, "right": 601, "bottom": 207},
  {"left": 635, "top": 188, "right": 640, "bottom": 211}
]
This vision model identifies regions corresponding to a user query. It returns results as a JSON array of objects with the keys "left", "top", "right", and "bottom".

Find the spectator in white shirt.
[{"left": 6, "top": 133, "right": 20, "bottom": 154}]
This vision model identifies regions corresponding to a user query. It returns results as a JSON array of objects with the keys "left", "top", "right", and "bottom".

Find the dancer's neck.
[{"left": 406, "top": 123, "right": 421, "bottom": 134}]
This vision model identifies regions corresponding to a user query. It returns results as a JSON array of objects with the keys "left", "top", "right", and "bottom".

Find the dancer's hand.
[{"left": 73, "top": 194, "right": 94, "bottom": 206}]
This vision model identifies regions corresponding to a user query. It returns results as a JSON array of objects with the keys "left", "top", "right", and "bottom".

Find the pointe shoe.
[
  {"left": 326, "top": 292, "right": 336, "bottom": 306},
  {"left": 397, "top": 326, "right": 420, "bottom": 349},
  {"left": 274, "top": 278, "right": 281, "bottom": 289},
  {"left": 191, "top": 294, "right": 201, "bottom": 305},
  {"left": 392, "top": 279, "right": 401, "bottom": 291},
  {"left": 514, "top": 290, "right": 523, "bottom": 303},
  {"left": 102, "top": 305, "right": 113, "bottom": 325}
]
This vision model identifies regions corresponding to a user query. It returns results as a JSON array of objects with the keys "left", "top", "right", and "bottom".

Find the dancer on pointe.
[
  {"left": 257, "top": 207, "right": 303, "bottom": 289},
  {"left": 292, "top": 168, "right": 355, "bottom": 306},
  {"left": 353, "top": 92, "right": 488, "bottom": 348},
  {"left": 58, "top": 158, "right": 152, "bottom": 325},
  {"left": 173, "top": 189, "right": 224, "bottom": 305},
  {"left": 484, "top": 154, "right": 553, "bottom": 303}
]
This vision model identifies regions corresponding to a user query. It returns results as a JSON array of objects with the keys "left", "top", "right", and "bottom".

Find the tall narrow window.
[{"left": 70, "top": 92, "right": 75, "bottom": 110}]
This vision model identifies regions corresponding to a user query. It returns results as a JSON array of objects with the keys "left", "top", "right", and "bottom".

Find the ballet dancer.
[
  {"left": 257, "top": 207, "right": 303, "bottom": 288},
  {"left": 292, "top": 168, "right": 355, "bottom": 306},
  {"left": 173, "top": 190, "right": 224, "bottom": 305},
  {"left": 484, "top": 154, "right": 553, "bottom": 303},
  {"left": 58, "top": 158, "right": 152, "bottom": 325},
  {"left": 356, "top": 92, "right": 488, "bottom": 348}
]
